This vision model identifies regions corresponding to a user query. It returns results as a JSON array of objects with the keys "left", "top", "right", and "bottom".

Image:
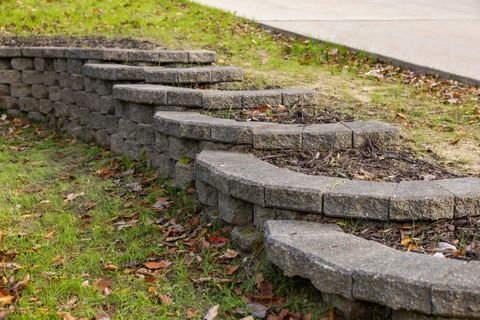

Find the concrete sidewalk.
[{"left": 194, "top": 0, "right": 480, "bottom": 85}]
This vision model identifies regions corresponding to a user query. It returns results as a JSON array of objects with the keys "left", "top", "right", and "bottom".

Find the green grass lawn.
[
  {"left": 0, "top": 118, "right": 327, "bottom": 319},
  {"left": 1, "top": 0, "right": 479, "bottom": 174}
]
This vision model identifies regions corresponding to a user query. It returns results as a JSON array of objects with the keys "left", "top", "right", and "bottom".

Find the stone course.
[{"left": 1, "top": 46, "right": 479, "bottom": 318}]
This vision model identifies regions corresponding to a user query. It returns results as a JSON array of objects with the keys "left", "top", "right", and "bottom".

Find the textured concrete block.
[
  {"left": 33, "top": 58, "right": 53, "bottom": 71},
  {"left": 95, "top": 129, "right": 111, "bottom": 148},
  {"left": 253, "top": 125, "right": 303, "bottom": 149},
  {"left": 137, "top": 123, "right": 155, "bottom": 146},
  {"left": 324, "top": 181, "right": 397, "bottom": 220},
  {"left": 155, "top": 132, "right": 169, "bottom": 152},
  {"left": 61, "top": 88, "right": 75, "bottom": 104},
  {"left": 390, "top": 181, "right": 455, "bottom": 220},
  {"left": 431, "top": 262, "right": 480, "bottom": 318},
  {"left": 344, "top": 121, "right": 399, "bottom": 148},
  {"left": 18, "top": 98, "right": 38, "bottom": 112},
  {"left": 0, "top": 84, "right": 9, "bottom": 96},
  {"left": 174, "top": 161, "right": 194, "bottom": 188},
  {"left": 188, "top": 50, "right": 216, "bottom": 63},
  {"left": 149, "top": 152, "right": 175, "bottom": 178},
  {"left": 67, "top": 59, "right": 83, "bottom": 74},
  {"left": 70, "top": 74, "right": 85, "bottom": 91},
  {"left": 39, "top": 99, "right": 54, "bottom": 114},
  {"left": 94, "top": 79, "right": 113, "bottom": 96},
  {"left": 31, "top": 85, "right": 49, "bottom": 99},
  {"left": 22, "top": 70, "right": 44, "bottom": 85},
  {"left": 10, "top": 83, "right": 31, "bottom": 98},
  {"left": 230, "top": 226, "right": 262, "bottom": 253},
  {"left": 11, "top": 58, "right": 33, "bottom": 70},
  {"left": 196, "top": 180, "right": 218, "bottom": 207},
  {"left": 168, "top": 137, "right": 199, "bottom": 160},
  {"left": 0, "top": 47, "right": 21, "bottom": 57},
  {"left": 0, "top": 70, "right": 21, "bottom": 83},
  {"left": 53, "top": 59, "right": 68, "bottom": 72},
  {"left": 27, "top": 111, "right": 44, "bottom": 122},
  {"left": 0, "top": 96, "right": 18, "bottom": 110},
  {"left": 353, "top": 253, "right": 462, "bottom": 315},
  {"left": 218, "top": 193, "right": 253, "bottom": 225},
  {"left": 435, "top": 178, "right": 480, "bottom": 218},
  {"left": 202, "top": 91, "right": 243, "bottom": 109},
  {"left": 241, "top": 91, "right": 282, "bottom": 108},
  {"left": 157, "top": 50, "right": 189, "bottom": 63},
  {"left": 123, "top": 102, "right": 155, "bottom": 124},
  {"left": 302, "top": 122, "right": 353, "bottom": 150},
  {"left": 48, "top": 86, "right": 62, "bottom": 101},
  {"left": 210, "top": 67, "right": 244, "bottom": 83},
  {"left": 281, "top": 88, "right": 317, "bottom": 106},
  {"left": 167, "top": 88, "right": 203, "bottom": 107},
  {"left": 253, "top": 206, "right": 303, "bottom": 230},
  {"left": 0, "top": 58, "right": 11, "bottom": 69},
  {"left": 264, "top": 174, "right": 343, "bottom": 213}
]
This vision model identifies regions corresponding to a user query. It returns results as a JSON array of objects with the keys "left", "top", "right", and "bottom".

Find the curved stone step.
[
  {"left": 113, "top": 84, "right": 317, "bottom": 109},
  {"left": 154, "top": 111, "right": 399, "bottom": 150},
  {"left": 83, "top": 64, "right": 243, "bottom": 83},
  {"left": 0, "top": 46, "right": 216, "bottom": 64},
  {"left": 195, "top": 150, "right": 480, "bottom": 221},
  {"left": 264, "top": 220, "right": 480, "bottom": 319}
]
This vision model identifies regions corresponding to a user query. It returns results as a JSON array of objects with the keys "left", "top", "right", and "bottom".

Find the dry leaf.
[
  {"left": 0, "top": 295, "right": 14, "bottom": 306},
  {"left": 204, "top": 304, "right": 219, "bottom": 320},
  {"left": 186, "top": 308, "right": 197, "bottom": 318},
  {"left": 158, "top": 294, "right": 173, "bottom": 305},
  {"left": 219, "top": 249, "right": 238, "bottom": 259},
  {"left": 144, "top": 260, "right": 172, "bottom": 270}
]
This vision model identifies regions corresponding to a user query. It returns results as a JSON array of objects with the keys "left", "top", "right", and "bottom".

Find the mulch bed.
[
  {"left": 208, "top": 96, "right": 354, "bottom": 125},
  {"left": 0, "top": 35, "right": 161, "bottom": 49},
  {"left": 255, "top": 146, "right": 461, "bottom": 183},
  {"left": 303, "top": 214, "right": 480, "bottom": 261}
]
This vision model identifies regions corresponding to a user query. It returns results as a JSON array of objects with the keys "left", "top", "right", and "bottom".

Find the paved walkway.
[{"left": 195, "top": 0, "right": 480, "bottom": 85}]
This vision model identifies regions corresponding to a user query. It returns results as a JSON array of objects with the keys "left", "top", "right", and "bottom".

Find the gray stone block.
[
  {"left": 431, "top": 262, "right": 480, "bottom": 318},
  {"left": 84, "top": 77, "right": 96, "bottom": 92},
  {"left": 48, "top": 86, "right": 62, "bottom": 101},
  {"left": 154, "top": 111, "right": 212, "bottom": 140},
  {"left": 27, "top": 111, "right": 44, "bottom": 122},
  {"left": 137, "top": 123, "right": 155, "bottom": 145},
  {"left": 95, "top": 129, "right": 111, "bottom": 148},
  {"left": 188, "top": 50, "right": 216, "bottom": 63},
  {"left": 390, "top": 181, "right": 455, "bottom": 220},
  {"left": 10, "top": 83, "right": 31, "bottom": 98},
  {"left": 67, "top": 59, "right": 84, "bottom": 74},
  {"left": 61, "top": 88, "right": 75, "bottom": 104},
  {"left": 31, "top": 85, "right": 48, "bottom": 99},
  {"left": 53, "top": 59, "right": 68, "bottom": 72},
  {"left": 218, "top": 193, "right": 253, "bottom": 225},
  {"left": 231, "top": 226, "right": 262, "bottom": 253},
  {"left": 53, "top": 101, "right": 68, "bottom": 118},
  {"left": 83, "top": 63, "right": 145, "bottom": 81},
  {"left": 196, "top": 180, "right": 218, "bottom": 207},
  {"left": 0, "top": 96, "right": 18, "bottom": 110},
  {"left": 144, "top": 68, "right": 178, "bottom": 84},
  {"left": 435, "top": 178, "right": 480, "bottom": 218},
  {"left": 175, "top": 67, "right": 211, "bottom": 84},
  {"left": 174, "top": 161, "right": 194, "bottom": 188},
  {"left": 202, "top": 91, "right": 243, "bottom": 109},
  {"left": 0, "top": 47, "right": 21, "bottom": 57},
  {"left": 157, "top": 50, "right": 189, "bottom": 63},
  {"left": 42, "top": 71, "right": 57, "bottom": 86},
  {"left": 344, "top": 121, "right": 399, "bottom": 148},
  {"left": 150, "top": 152, "right": 175, "bottom": 178},
  {"left": 22, "top": 70, "right": 44, "bottom": 85},
  {"left": 281, "top": 88, "right": 317, "bottom": 106},
  {"left": 65, "top": 48, "right": 103, "bottom": 60},
  {"left": 102, "top": 49, "right": 129, "bottom": 61},
  {"left": 353, "top": 252, "right": 463, "bottom": 315},
  {"left": 18, "top": 98, "right": 38, "bottom": 112},
  {"left": 6, "top": 108, "right": 21, "bottom": 117},
  {"left": 302, "top": 122, "right": 353, "bottom": 150},
  {"left": 211, "top": 120, "right": 271, "bottom": 144},
  {"left": 0, "top": 70, "right": 21, "bottom": 83},
  {"left": 70, "top": 74, "right": 85, "bottom": 91},
  {"left": 210, "top": 67, "right": 244, "bottom": 83},
  {"left": 264, "top": 173, "right": 343, "bottom": 213},
  {"left": 167, "top": 87, "right": 203, "bottom": 107},
  {"left": 33, "top": 58, "right": 53, "bottom": 71},
  {"left": 253, "top": 206, "right": 303, "bottom": 230},
  {"left": 39, "top": 99, "right": 54, "bottom": 114},
  {"left": 322, "top": 292, "right": 390, "bottom": 320},
  {"left": 252, "top": 125, "right": 303, "bottom": 149},
  {"left": 0, "top": 58, "right": 11, "bottom": 69},
  {"left": 57, "top": 72, "right": 70, "bottom": 88},
  {"left": 168, "top": 137, "right": 199, "bottom": 160},
  {"left": 94, "top": 79, "right": 113, "bottom": 96},
  {"left": 127, "top": 50, "right": 160, "bottom": 62},
  {"left": 110, "top": 133, "right": 124, "bottom": 154},
  {"left": 242, "top": 91, "right": 282, "bottom": 109},
  {"left": 324, "top": 181, "right": 397, "bottom": 220},
  {"left": 21, "top": 47, "right": 65, "bottom": 58},
  {"left": 118, "top": 118, "right": 137, "bottom": 140},
  {"left": 155, "top": 132, "right": 169, "bottom": 152},
  {"left": 11, "top": 58, "right": 33, "bottom": 70},
  {"left": 123, "top": 102, "right": 155, "bottom": 124},
  {"left": 0, "top": 84, "right": 9, "bottom": 96}
]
